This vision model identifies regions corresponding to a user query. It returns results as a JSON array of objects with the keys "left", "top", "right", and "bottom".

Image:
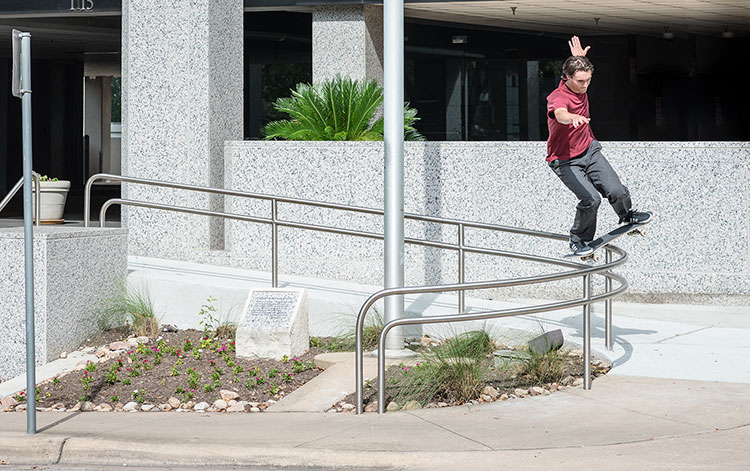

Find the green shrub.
[
  {"left": 392, "top": 330, "right": 493, "bottom": 406},
  {"left": 519, "top": 346, "right": 566, "bottom": 385},
  {"left": 101, "top": 281, "right": 160, "bottom": 338},
  {"left": 263, "top": 76, "right": 424, "bottom": 141}
]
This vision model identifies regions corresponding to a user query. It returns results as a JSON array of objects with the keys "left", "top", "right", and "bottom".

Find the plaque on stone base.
[{"left": 236, "top": 288, "right": 308, "bottom": 360}]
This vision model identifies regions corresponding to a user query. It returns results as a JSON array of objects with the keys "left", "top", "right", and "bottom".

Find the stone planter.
[{"left": 32, "top": 180, "right": 70, "bottom": 223}]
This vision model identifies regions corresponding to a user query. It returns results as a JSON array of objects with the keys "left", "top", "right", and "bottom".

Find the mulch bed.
[{"left": 10, "top": 329, "right": 324, "bottom": 412}]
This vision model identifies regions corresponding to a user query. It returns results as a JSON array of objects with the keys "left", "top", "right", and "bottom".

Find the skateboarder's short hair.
[{"left": 562, "top": 56, "right": 595, "bottom": 79}]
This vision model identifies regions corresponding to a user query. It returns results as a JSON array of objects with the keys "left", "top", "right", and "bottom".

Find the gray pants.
[{"left": 548, "top": 141, "right": 631, "bottom": 243}]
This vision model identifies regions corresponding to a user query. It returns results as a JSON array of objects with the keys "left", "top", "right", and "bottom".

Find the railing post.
[
  {"left": 32, "top": 172, "right": 40, "bottom": 227},
  {"left": 583, "top": 273, "right": 592, "bottom": 390},
  {"left": 458, "top": 224, "right": 465, "bottom": 313},
  {"left": 605, "top": 249, "right": 613, "bottom": 351},
  {"left": 271, "top": 199, "right": 278, "bottom": 287}
]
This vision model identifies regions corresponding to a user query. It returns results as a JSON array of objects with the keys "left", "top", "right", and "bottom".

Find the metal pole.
[
  {"left": 383, "top": 0, "right": 405, "bottom": 351},
  {"left": 583, "top": 274, "right": 591, "bottom": 390},
  {"left": 271, "top": 199, "right": 279, "bottom": 287},
  {"left": 17, "top": 30, "right": 37, "bottom": 435},
  {"left": 605, "top": 249, "right": 613, "bottom": 350},
  {"left": 458, "top": 224, "right": 465, "bottom": 313}
]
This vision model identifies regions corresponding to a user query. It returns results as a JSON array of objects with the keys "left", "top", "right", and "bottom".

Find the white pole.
[{"left": 383, "top": 0, "right": 405, "bottom": 351}]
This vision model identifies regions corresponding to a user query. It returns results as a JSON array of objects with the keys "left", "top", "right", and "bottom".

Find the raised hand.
[{"left": 568, "top": 36, "right": 590, "bottom": 56}]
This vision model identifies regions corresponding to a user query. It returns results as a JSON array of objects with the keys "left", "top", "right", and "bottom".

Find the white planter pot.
[{"left": 32, "top": 180, "right": 71, "bottom": 222}]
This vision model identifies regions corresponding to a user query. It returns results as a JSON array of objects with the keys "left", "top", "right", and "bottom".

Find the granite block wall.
[
  {"left": 222, "top": 141, "right": 750, "bottom": 305},
  {"left": 121, "top": 0, "right": 243, "bottom": 258},
  {"left": 313, "top": 5, "right": 384, "bottom": 85},
  {"left": 0, "top": 227, "right": 127, "bottom": 382}
]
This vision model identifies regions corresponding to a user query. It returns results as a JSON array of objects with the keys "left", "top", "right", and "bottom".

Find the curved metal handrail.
[
  {"left": 0, "top": 172, "right": 41, "bottom": 226},
  {"left": 83, "top": 173, "right": 629, "bottom": 416},
  {"left": 355, "top": 260, "right": 627, "bottom": 413}
]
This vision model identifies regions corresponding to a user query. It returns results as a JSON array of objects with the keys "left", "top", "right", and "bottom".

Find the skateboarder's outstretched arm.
[{"left": 551, "top": 36, "right": 592, "bottom": 127}]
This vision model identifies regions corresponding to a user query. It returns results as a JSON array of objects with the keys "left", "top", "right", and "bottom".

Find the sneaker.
[
  {"left": 569, "top": 240, "right": 594, "bottom": 256},
  {"left": 620, "top": 209, "right": 653, "bottom": 225}
]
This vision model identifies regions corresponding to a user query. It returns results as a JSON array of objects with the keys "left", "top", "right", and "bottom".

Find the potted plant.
[{"left": 32, "top": 174, "right": 70, "bottom": 223}]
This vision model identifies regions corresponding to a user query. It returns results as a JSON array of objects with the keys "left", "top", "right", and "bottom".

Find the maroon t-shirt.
[{"left": 545, "top": 80, "right": 595, "bottom": 162}]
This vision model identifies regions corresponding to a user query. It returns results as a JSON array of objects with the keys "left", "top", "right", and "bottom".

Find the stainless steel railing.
[
  {"left": 84, "top": 172, "right": 627, "bottom": 414},
  {"left": 354, "top": 247, "right": 627, "bottom": 413},
  {"left": 85, "top": 173, "right": 585, "bottom": 309},
  {"left": 0, "top": 172, "right": 41, "bottom": 226}
]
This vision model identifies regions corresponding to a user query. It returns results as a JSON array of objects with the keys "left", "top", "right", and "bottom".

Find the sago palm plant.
[{"left": 263, "top": 76, "right": 425, "bottom": 141}]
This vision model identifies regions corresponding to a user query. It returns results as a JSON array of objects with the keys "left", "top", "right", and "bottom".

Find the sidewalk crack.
[
  {"left": 292, "top": 416, "right": 378, "bottom": 448},
  {"left": 654, "top": 326, "right": 711, "bottom": 344},
  {"left": 54, "top": 437, "right": 70, "bottom": 464},
  {"left": 406, "top": 411, "right": 494, "bottom": 451}
]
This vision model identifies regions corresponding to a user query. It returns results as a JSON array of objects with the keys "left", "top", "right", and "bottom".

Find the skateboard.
[{"left": 564, "top": 220, "right": 650, "bottom": 262}]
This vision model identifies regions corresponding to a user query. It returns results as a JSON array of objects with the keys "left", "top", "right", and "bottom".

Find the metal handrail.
[
  {"left": 83, "top": 172, "right": 628, "bottom": 414},
  {"left": 0, "top": 172, "right": 41, "bottom": 226},
  {"left": 355, "top": 250, "right": 627, "bottom": 413}
]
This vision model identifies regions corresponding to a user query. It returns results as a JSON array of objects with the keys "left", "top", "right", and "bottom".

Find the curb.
[{"left": 0, "top": 433, "right": 67, "bottom": 465}]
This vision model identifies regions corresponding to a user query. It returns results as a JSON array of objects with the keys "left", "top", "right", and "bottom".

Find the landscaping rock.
[
  {"left": 386, "top": 401, "right": 400, "bottom": 412},
  {"left": 561, "top": 375, "right": 575, "bottom": 386},
  {"left": 127, "top": 338, "right": 139, "bottom": 347},
  {"left": 220, "top": 390, "right": 239, "bottom": 402},
  {"left": 364, "top": 401, "right": 378, "bottom": 413},
  {"left": 194, "top": 402, "right": 210, "bottom": 411},
  {"left": 437, "top": 402, "right": 448, "bottom": 408},
  {"left": 168, "top": 397, "right": 181, "bottom": 409},
  {"left": 94, "top": 404, "right": 113, "bottom": 412},
  {"left": 1, "top": 396, "right": 18, "bottom": 411},
  {"left": 141, "top": 404, "right": 154, "bottom": 412},
  {"left": 500, "top": 394, "right": 509, "bottom": 401},
  {"left": 70, "top": 402, "right": 82, "bottom": 412},
  {"left": 514, "top": 388, "right": 529, "bottom": 397},
  {"left": 480, "top": 394, "right": 492, "bottom": 402},
  {"left": 573, "top": 378, "right": 584, "bottom": 387},
  {"left": 250, "top": 407, "right": 261, "bottom": 413},
  {"left": 402, "top": 400, "right": 421, "bottom": 410},
  {"left": 81, "top": 401, "right": 95, "bottom": 412},
  {"left": 59, "top": 351, "right": 68, "bottom": 359},
  {"left": 136, "top": 336, "right": 150, "bottom": 344},
  {"left": 482, "top": 386, "right": 500, "bottom": 399},
  {"left": 109, "top": 341, "right": 130, "bottom": 351},
  {"left": 95, "top": 348, "right": 108, "bottom": 358},
  {"left": 530, "top": 386, "right": 545, "bottom": 396},
  {"left": 213, "top": 399, "right": 228, "bottom": 411},
  {"left": 419, "top": 335, "right": 439, "bottom": 347},
  {"left": 158, "top": 404, "right": 172, "bottom": 412},
  {"left": 50, "top": 402, "right": 65, "bottom": 410},
  {"left": 184, "top": 401, "right": 196, "bottom": 410},
  {"left": 123, "top": 402, "right": 138, "bottom": 412},
  {"left": 227, "top": 400, "right": 245, "bottom": 413},
  {"left": 16, "top": 403, "right": 27, "bottom": 411}
]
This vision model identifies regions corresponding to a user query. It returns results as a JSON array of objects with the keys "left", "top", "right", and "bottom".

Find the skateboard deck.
[{"left": 564, "top": 220, "right": 650, "bottom": 261}]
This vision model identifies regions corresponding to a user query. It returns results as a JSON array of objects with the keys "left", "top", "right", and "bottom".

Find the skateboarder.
[{"left": 547, "top": 36, "right": 652, "bottom": 257}]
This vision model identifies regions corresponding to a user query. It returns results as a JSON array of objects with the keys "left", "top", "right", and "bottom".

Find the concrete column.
[
  {"left": 121, "top": 0, "right": 243, "bottom": 258},
  {"left": 312, "top": 5, "right": 383, "bottom": 85}
]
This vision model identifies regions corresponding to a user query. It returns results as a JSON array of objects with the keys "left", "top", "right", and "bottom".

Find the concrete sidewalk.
[{"left": 0, "top": 375, "right": 749, "bottom": 470}]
